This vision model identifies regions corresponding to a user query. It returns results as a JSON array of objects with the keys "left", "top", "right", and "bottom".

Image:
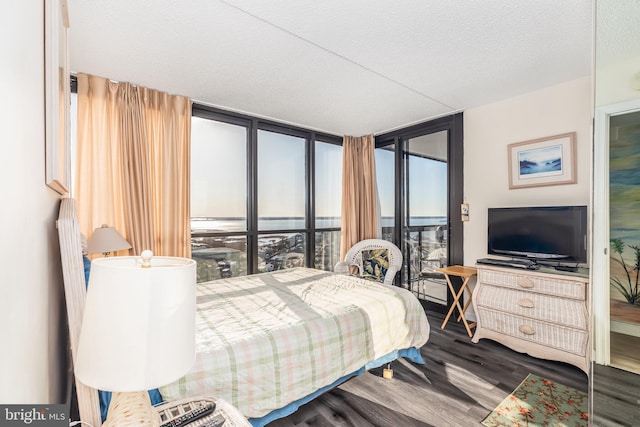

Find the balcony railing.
[{"left": 191, "top": 230, "right": 342, "bottom": 283}]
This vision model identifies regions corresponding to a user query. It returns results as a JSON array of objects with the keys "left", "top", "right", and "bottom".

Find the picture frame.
[
  {"left": 45, "top": 0, "right": 70, "bottom": 195},
  {"left": 507, "top": 132, "right": 577, "bottom": 189}
]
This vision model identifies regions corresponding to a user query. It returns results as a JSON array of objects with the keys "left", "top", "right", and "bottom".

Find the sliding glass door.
[
  {"left": 404, "top": 131, "right": 449, "bottom": 307},
  {"left": 376, "top": 113, "right": 463, "bottom": 314}
]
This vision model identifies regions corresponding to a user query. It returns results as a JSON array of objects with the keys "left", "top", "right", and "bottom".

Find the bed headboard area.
[{"left": 57, "top": 198, "right": 102, "bottom": 426}]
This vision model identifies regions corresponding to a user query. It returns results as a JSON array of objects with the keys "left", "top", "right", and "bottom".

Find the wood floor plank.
[
  {"left": 267, "top": 311, "right": 588, "bottom": 426},
  {"left": 592, "top": 363, "right": 640, "bottom": 427}
]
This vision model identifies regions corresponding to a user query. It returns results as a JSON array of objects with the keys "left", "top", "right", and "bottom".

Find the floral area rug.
[{"left": 482, "top": 373, "right": 588, "bottom": 427}]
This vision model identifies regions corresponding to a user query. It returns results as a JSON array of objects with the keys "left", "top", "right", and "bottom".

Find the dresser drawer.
[
  {"left": 476, "top": 308, "right": 588, "bottom": 355},
  {"left": 478, "top": 269, "right": 585, "bottom": 300},
  {"left": 476, "top": 285, "right": 587, "bottom": 329}
]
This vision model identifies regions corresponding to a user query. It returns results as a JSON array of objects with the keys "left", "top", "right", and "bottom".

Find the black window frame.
[
  {"left": 191, "top": 103, "right": 342, "bottom": 275},
  {"left": 375, "top": 113, "right": 464, "bottom": 312}
]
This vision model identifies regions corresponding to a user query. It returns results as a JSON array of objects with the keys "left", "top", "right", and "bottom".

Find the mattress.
[{"left": 159, "top": 267, "right": 430, "bottom": 419}]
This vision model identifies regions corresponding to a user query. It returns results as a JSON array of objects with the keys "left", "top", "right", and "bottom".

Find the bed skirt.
[{"left": 247, "top": 347, "right": 424, "bottom": 427}]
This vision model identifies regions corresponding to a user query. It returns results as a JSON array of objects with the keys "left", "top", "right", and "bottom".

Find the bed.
[{"left": 58, "top": 198, "right": 430, "bottom": 427}]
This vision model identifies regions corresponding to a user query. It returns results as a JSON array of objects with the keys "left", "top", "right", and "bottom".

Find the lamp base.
[{"left": 103, "top": 391, "right": 161, "bottom": 427}]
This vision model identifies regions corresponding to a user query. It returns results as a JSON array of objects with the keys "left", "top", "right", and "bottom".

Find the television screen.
[{"left": 487, "top": 206, "right": 587, "bottom": 264}]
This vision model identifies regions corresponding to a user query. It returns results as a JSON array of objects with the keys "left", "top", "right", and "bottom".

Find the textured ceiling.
[
  {"left": 596, "top": 0, "right": 640, "bottom": 65},
  {"left": 67, "top": 0, "right": 592, "bottom": 136}
]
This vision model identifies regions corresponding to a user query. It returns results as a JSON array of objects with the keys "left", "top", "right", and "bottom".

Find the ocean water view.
[{"left": 191, "top": 216, "right": 447, "bottom": 231}]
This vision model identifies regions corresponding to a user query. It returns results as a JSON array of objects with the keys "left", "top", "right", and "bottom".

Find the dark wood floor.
[
  {"left": 268, "top": 311, "right": 588, "bottom": 427},
  {"left": 592, "top": 363, "right": 640, "bottom": 427}
]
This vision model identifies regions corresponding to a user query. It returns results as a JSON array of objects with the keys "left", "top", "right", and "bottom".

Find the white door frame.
[{"left": 593, "top": 98, "right": 640, "bottom": 364}]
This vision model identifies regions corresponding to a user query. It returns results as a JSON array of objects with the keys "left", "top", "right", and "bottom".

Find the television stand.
[{"left": 472, "top": 264, "right": 589, "bottom": 373}]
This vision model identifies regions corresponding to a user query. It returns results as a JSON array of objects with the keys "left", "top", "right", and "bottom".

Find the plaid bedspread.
[{"left": 159, "top": 267, "right": 430, "bottom": 418}]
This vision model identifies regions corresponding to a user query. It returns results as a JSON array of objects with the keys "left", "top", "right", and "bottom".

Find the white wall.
[
  {"left": 463, "top": 77, "right": 592, "bottom": 266},
  {"left": 0, "top": 1, "right": 67, "bottom": 403}
]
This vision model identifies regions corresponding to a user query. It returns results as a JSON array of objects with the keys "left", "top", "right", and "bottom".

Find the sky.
[{"left": 161, "top": 116, "right": 447, "bottom": 219}]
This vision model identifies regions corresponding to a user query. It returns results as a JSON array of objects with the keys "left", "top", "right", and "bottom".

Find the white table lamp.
[
  {"left": 87, "top": 224, "right": 132, "bottom": 257},
  {"left": 75, "top": 250, "right": 196, "bottom": 427}
]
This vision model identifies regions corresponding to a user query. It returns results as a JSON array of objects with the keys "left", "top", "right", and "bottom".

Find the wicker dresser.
[{"left": 471, "top": 265, "right": 589, "bottom": 373}]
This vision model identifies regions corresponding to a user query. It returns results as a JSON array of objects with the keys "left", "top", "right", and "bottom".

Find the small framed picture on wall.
[{"left": 507, "top": 132, "right": 576, "bottom": 189}]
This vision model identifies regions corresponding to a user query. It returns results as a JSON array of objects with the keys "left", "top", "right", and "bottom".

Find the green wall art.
[{"left": 610, "top": 111, "right": 640, "bottom": 305}]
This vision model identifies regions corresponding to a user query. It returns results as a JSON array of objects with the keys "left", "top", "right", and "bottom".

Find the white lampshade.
[
  {"left": 87, "top": 224, "right": 132, "bottom": 255},
  {"left": 75, "top": 253, "right": 196, "bottom": 392}
]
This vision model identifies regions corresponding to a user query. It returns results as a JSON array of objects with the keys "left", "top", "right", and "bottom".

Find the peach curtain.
[
  {"left": 75, "top": 73, "right": 192, "bottom": 258},
  {"left": 340, "top": 134, "right": 380, "bottom": 259}
]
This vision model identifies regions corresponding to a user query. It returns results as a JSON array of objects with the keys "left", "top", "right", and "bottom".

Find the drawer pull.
[
  {"left": 518, "top": 298, "right": 534, "bottom": 308},
  {"left": 518, "top": 277, "right": 534, "bottom": 288},
  {"left": 519, "top": 325, "right": 535, "bottom": 335}
]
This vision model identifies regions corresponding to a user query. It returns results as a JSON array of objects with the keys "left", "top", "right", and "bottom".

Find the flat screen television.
[{"left": 487, "top": 206, "right": 587, "bottom": 265}]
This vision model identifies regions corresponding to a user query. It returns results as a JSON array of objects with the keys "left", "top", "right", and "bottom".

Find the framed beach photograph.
[
  {"left": 507, "top": 132, "right": 577, "bottom": 189},
  {"left": 45, "top": 0, "right": 71, "bottom": 195}
]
